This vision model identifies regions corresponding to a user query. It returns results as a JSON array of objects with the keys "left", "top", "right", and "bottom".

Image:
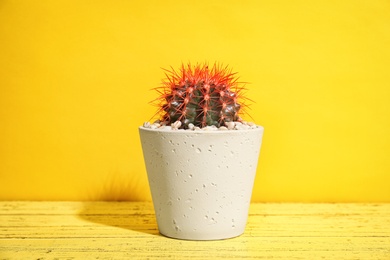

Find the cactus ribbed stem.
[{"left": 153, "top": 63, "right": 249, "bottom": 129}]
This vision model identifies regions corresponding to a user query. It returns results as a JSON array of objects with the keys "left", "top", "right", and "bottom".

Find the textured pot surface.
[{"left": 139, "top": 126, "right": 264, "bottom": 240}]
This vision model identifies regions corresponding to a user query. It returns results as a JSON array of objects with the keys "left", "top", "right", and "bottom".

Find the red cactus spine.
[{"left": 153, "top": 63, "right": 249, "bottom": 129}]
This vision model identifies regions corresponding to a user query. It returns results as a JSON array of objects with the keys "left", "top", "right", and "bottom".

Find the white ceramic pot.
[{"left": 139, "top": 126, "right": 264, "bottom": 240}]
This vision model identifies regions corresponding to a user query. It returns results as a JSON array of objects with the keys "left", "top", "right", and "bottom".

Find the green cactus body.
[{"left": 155, "top": 63, "right": 248, "bottom": 129}]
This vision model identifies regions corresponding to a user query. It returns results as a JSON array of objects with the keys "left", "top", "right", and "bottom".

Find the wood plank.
[
  {"left": 1, "top": 237, "right": 389, "bottom": 259},
  {"left": 0, "top": 202, "right": 389, "bottom": 259},
  {"left": 2, "top": 202, "right": 389, "bottom": 215},
  {"left": 1, "top": 214, "right": 389, "bottom": 238}
]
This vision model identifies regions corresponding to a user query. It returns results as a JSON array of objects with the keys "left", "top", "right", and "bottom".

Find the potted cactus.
[{"left": 139, "top": 63, "right": 264, "bottom": 240}]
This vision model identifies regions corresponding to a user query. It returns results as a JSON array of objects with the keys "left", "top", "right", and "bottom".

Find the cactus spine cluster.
[{"left": 153, "top": 63, "right": 249, "bottom": 129}]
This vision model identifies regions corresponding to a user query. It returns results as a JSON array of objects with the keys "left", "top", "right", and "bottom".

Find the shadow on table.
[{"left": 78, "top": 201, "right": 161, "bottom": 237}]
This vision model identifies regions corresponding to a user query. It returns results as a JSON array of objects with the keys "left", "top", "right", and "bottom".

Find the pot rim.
[{"left": 139, "top": 125, "right": 264, "bottom": 135}]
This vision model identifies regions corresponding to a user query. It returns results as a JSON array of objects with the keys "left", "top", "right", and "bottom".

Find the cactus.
[{"left": 153, "top": 62, "right": 250, "bottom": 129}]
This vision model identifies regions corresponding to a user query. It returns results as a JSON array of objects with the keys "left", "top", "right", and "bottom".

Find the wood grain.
[{"left": 1, "top": 202, "right": 389, "bottom": 259}]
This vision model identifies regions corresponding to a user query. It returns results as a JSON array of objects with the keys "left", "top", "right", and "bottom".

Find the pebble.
[
  {"left": 235, "top": 124, "right": 250, "bottom": 130},
  {"left": 171, "top": 121, "right": 182, "bottom": 130},
  {"left": 225, "top": 121, "right": 235, "bottom": 130},
  {"left": 202, "top": 125, "right": 218, "bottom": 131}
]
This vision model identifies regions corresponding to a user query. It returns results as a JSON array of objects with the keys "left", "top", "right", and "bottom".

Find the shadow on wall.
[{"left": 88, "top": 171, "right": 151, "bottom": 201}]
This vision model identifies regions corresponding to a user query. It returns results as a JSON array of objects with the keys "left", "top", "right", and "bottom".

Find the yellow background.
[{"left": 1, "top": 0, "right": 389, "bottom": 202}]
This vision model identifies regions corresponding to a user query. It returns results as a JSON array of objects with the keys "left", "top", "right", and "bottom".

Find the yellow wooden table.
[{"left": 1, "top": 202, "right": 389, "bottom": 259}]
